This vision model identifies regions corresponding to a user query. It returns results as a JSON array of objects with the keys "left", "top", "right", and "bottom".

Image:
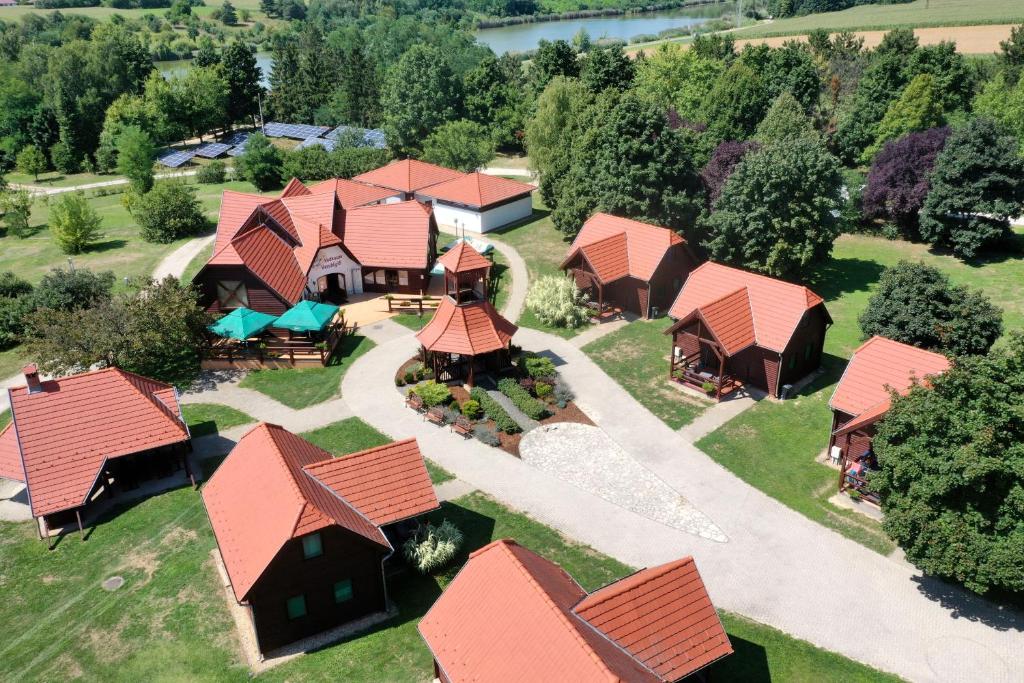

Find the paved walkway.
[
  {"left": 485, "top": 236, "right": 528, "bottom": 323},
  {"left": 153, "top": 234, "right": 215, "bottom": 281},
  {"left": 677, "top": 386, "right": 766, "bottom": 442},
  {"left": 10, "top": 169, "right": 198, "bottom": 197},
  {"left": 568, "top": 315, "right": 635, "bottom": 349}
]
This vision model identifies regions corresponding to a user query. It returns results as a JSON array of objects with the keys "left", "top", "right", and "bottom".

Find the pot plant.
[{"left": 701, "top": 381, "right": 716, "bottom": 396}]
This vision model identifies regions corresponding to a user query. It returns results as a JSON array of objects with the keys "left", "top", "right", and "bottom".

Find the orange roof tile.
[
  {"left": 281, "top": 177, "right": 311, "bottom": 197},
  {"left": 212, "top": 190, "right": 271, "bottom": 255},
  {"left": 690, "top": 287, "right": 757, "bottom": 355},
  {"left": 580, "top": 232, "right": 631, "bottom": 283},
  {"left": 667, "top": 262, "right": 827, "bottom": 353},
  {"left": 308, "top": 178, "right": 402, "bottom": 208},
  {"left": 830, "top": 336, "right": 950, "bottom": 419},
  {"left": 574, "top": 557, "right": 733, "bottom": 681},
  {"left": 231, "top": 226, "right": 307, "bottom": 303},
  {"left": 437, "top": 241, "right": 491, "bottom": 274},
  {"left": 303, "top": 438, "right": 439, "bottom": 526},
  {"left": 8, "top": 368, "right": 188, "bottom": 517},
  {"left": 416, "top": 298, "right": 517, "bottom": 356},
  {"left": 354, "top": 159, "right": 464, "bottom": 193},
  {"left": 202, "top": 424, "right": 396, "bottom": 602},
  {"left": 561, "top": 213, "right": 686, "bottom": 284},
  {"left": 342, "top": 200, "right": 435, "bottom": 269},
  {"left": 0, "top": 424, "right": 24, "bottom": 482},
  {"left": 419, "top": 539, "right": 659, "bottom": 683},
  {"left": 417, "top": 172, "right": 533, "bottom": 209}
]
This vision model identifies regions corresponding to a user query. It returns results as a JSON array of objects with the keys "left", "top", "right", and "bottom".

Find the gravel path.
[
  {"left": 486, "top": 235, "right": 529, "bottom": 323},
  {"left": 486, "top": 389, "right": 540, "bottom": 432},
  {"left": 153, "top": 234, "right": 215, "bottom": 281},
  {"left": 520, "top": 422, "right": 726, "bottom": 541}
]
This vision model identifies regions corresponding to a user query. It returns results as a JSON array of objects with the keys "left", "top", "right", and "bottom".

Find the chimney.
[{"left": 23, "top": 363, "right": 41, "bottom": 394}]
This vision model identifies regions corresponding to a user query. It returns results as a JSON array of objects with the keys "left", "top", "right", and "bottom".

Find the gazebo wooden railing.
[
  {"left": 387, "top": 295, "right": 442, "bottom": 316},
  {"left": 204, "top": 322, "right": 350, "bottom": 368},
  {"left": 668, "top": 334, "right": 740, "bottom": 401}
]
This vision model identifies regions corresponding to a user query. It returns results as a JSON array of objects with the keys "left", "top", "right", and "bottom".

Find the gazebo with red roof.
[
  {"left": 419, "top": 539, "right": 732, "bottom": 682},
  {"left": 415, "top": 241, "right": 517, "bottom": 387},
  {"left": 561, "top": 213, "right": 699, "bottom": 319},
  {"left": 0, "top": 365, "right": 191, "bottom": 543},
  {"left": 202, "top": 424, "right": 439, "bottom": 654},
  {"left": 828, "top": 336, "right": 950, "bottom": 501},
  {"left": 664, "top": 262, "right": 831, "bottom": 400}
]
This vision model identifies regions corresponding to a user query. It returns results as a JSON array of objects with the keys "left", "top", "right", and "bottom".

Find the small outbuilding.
[
  {"left": 0, "top": 365, "right": 191, "bottom": 541},
  {"left": 561, "top": 213, "right": 699, "bottom": 319},
  {"left": 202, "top": 424, "right": 439, "bottom": 654},
  {"left": 416, "top": 172, "right": 534, "bottom": 234},
  {"left": 419, "top": 539, "right": 732, "bottom": 682},
  {"left": 353, "top": 159, "right": 465, "bottom": 200},
  {"left": 665, "top": 262, "right": 831, "bottom": 400},
  {"left": 829, "top": 336, "right": 950, "bottom": 501}
]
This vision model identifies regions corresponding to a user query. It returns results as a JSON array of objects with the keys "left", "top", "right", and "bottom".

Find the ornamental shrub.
[
  {"left": 196, "top": 160, "right": 227, "bottom": 184},
  {"left": 470, "top": 387, "right": 521, "bottom": 434},
  {"left": 525, "top": 276, "right": 590, "bottom": 329},
  {"left": 498, "top": 377, "right": 549, "bottom": 420},
  {"left": 412, "top": 380, "right": 450, "bottom": 407},
  {"left": 522, "top": 354, "right": 557, "bottom": 379},
  {"left": 535, "top": 381, "right": 553, "bottom": 399},
  {"left": 402, "top": 520, "right": 463, "bottom": 574},
  {"left": 136, "top": 182, "right": 207, "bottom": 243},
  {"left": 460, "top": 399, "right": 481, "bottom": 420},
  {"left": 0, "top": 272, "right": 33, "bottom": 299},
  {"left": 49, "top": 192, "right": 103, "bottom": 254},
  {"left": 553, "top": 381, "right": 574, "bottom": 408},
  {"left": 473, "top": 424, "right": 500, "bottom": 446}
]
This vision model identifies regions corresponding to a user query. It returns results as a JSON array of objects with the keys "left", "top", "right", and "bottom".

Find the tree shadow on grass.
[
  {"left": 808, "top": 257, "right": 886, "bottom": 302},
  {"left": 912, "top": 574, "right": 1024, "bottom": 633},
  {"left": 954, "top": 228, "right": 1024, "bottom": 268},
  {"left": 706, "top": 632, "right": 770, "bottom": 682},
  {"left": 88, "top": 239, "right": 129, "bottom": 253}
]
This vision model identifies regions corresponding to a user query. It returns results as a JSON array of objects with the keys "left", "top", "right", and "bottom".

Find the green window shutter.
[
  {"left": 333, "top": 579, "right": 353, "bottom": 604},
  {"left": 286, "top": 594, "right": 307, "bottom": 620},
  {"left": 302, "top": 533, "right": 323, "bottom": 559}
]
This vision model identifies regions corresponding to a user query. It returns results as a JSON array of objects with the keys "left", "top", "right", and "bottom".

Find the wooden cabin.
[
  {"left": 193, "top": 178, "right": 438, "bottom": 315},
  {"left": 0, "top": 365, "right": 191, "bottom": 542},
  {"left": 202, "top": 424, "right": 439, "bottom": 655},
  {"left": 665, "top": 263, "right": 831, "bottom": 400},
  {"left": 416, "top": 172, "right": 534, "bottom": 234},
  {"left": 561, "top": 213, "right": 699, "bottom": 319},
  {"left": 419, "top": 539, "right": 732, "bottom": 682},
  {"left": 829, "top": 336, "right": 950, "bottom": 501},
  {"left": 353, "top": 159, "right": 465, "bottom": 200}
]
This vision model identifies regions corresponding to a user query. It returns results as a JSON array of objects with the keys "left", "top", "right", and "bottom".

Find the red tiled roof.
[
  {"left": 8, "top": 368, "right": 188, "bottom": 517},
  {"left": 561, "top": 213, "right": 685, "bottom": 284},
  {"left": 684, "top": 287, "right": 757, "bottom": 355},
  {"left": 417, "top": 172, "right": 533, "bottom": 209},
  {"left": 419, "top": 539, "right": 659, "bottom": 683},
  {"left": 830, "top": 336, "right": 950, "bottom": 422},
  {"left": 303, "top": 438, "right": 439, "bottom": 526},
  {"left": 342, "top": 200, "right": 434, "bottom": 269},
  {"left": 202, "top": 424, "right": 397, "bottom": 602},
  {"left": 354, "top": 159, "right": 464, "bottom": 193},
  {"left": 308, "top": 178, "right": 402, "bottom": 208},
  {"left": 574, "top": 557, "right": 733, "bottom": 681},
  {"left": 437, "top": 241, "right": 491, "bottom": 274},
  {"left": 281, "top": 177, "right": 311, "bottom": 197},
  {"left": 212, "top": 190, "right": 270, "bottom": 256},
  {"left": 667, "top": 262, "right": 827, "bottom": 353},
  {"left": 416, "top": 298, "right": 517, "bottom": 356},
  {"left": 231, "top": 226, "right": 307, "bottom": 303},
  {"left": 0, "top": 424, "right": 24, "bottom": 482}
]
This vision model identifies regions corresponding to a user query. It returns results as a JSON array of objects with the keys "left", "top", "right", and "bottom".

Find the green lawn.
[
  {"left": 181, "top": 403, "right": 254, "bottom": 438},
  {"left": 4, "top": 170, "right": 115, "bottom": 188},
  {"left": 0, "top": 409, "right": 9, "bottom": 430},
  {"left": 238, "top": 335, "right": 375, "bottom": 409},
  {"left": 391, "top": 313, "right": 430, "bottom": 331},
  {"left": 741, "top": 0, "right": 1023, "bottom": 37},
  {"left": 694, "top": 228, "right": 1024, "bottom": 554},
  {"left": 180, "top": 240, "right": 215, "bottom": 286},
  {"left": 584, "top": 318, "right": 712, "bottom": 430},
  {"left": 0, "top": 347, "right": 29, "bottom": 383}
]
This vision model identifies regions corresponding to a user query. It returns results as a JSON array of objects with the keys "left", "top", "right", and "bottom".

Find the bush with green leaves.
[
  {"left": 0, "top": 272, "right": 32, "bottom": 299},
  {"left": 196, "top": 160, "right": 227, "bottom": 184},
  {"left": 473, "top": 423, "right": 500, "bottom": 446},
  {"left": 32, "top": 267, "right": 114, "bottom": 311},
  {"left": 411, "top": 380, "right": 450, "bottom": 407},
  {"left": 460, "top": 399, "right": 481, "bottom": 420},
  {"left": 49, "top": 192, "right": 103, "bottom": 254},
  {"left": 521, "top": 354, "right": 557, "bottom": 379},
  {"left": 1, "top": 189, "right": 33, "bottom": 238},
  {"left": 421, "top": 119, "right": 496, "bottom": 173},
  {"left": 402, "top": 520, "right": 463, "bottom": 574},
  {"left": 470, "top": 387, "right": 521, "bottom": 434},
  {"left": 0, "top": 295, "right": 35, "bottom": 349},
  {"left": 136, "top": 182, "right": 207, "bottom": 244},
  {"left": 15, "top": 145, "right": 47, "bottom": 181},
  {"left": 553, "top": 381, "right": 574, "bottom": 409},
  {"left": 497, "top": 377, "right": 549, "bottom": 420},
  {"left": 235, "top": 133, "right": 282, "bottom": 191},
  {"left": 535, "top": 381, "right": 552, "bottom": 399},
  {"left": 525, "top": 276, "right": 590, "bottom": 329},
  {"left": 116, "top": 125, "right": 156, "bottom": 194}
]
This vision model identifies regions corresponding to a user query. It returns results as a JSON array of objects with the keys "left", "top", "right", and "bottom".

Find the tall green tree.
[
  {"left": 463, "top": 53, "right": 528, "bottom": 150},
  {"left": 920, "top": 118, "right": 1024, "bottom": 258},
  {"left": 222, "top": 40, "right": 263, "bottom": 127},
  {"left": 15, "top": 145, "right": 46, "bottom": 181},
  {"left": 997, "top": 23, "right": 1024, "bottom": 83},
  {"left": 580, "top": 45, "right": 634, "bottom": 94},
  {"left": 421, "top": 120, "right": 496, "bottom": 173},
  {"left": 633, "top": 43, "right": 724, "bottom": 122},
  {"left": 700, "top": 61, "right": 770, "bottom": 143},
  {"left": 973, "top": 72, "right": 1024, "bottom": 154},
  {"left": 524, "top": 76, "right": 593, "bottom": 208},
  {"left": 116, "top": 125, "right": 156, "bottom": 194},
  {"left": 381, "top": 44, "right": 462, "bottom": 155},
  {"left": 862, "top": 73, "right": 944, "bottom": 163},
  {"left": 49, "top": 192, "right": 102, "bottom": 254},
  {"left": 175, "top": 66, "right": 230, "bottom": 142},
  {"left": 872, "top": 333, "right": 1024, "bottom": 595},
  {"left": 220, "top": 0, "right": 238, "bottom": 25},
  {"left": 531, "top": 39, "right": 579, "bottom": 91},
  {"left": 755, "top": 91, "right": 818, "bottom": 144},
  {"left": 322, "top": 32, "right": 379, "bottom": 128},
  {"left": 703, "top": 139, "right": 842, "bottom": 278},
  {"left": 236, "top": 132, "right": 282, "bottom": 190},
  {"left": 0, "top": 189, "right": 33, "bottom": 238}
]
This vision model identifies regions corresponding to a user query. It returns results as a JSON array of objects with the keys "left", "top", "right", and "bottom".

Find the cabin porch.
[{"left": 669, "top": 330, "right": 743, "bottom": 401}]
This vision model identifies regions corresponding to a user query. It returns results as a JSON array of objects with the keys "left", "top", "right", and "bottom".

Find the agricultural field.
[{"left": 0, "top": 0, "right": 270, "bottom": 31}]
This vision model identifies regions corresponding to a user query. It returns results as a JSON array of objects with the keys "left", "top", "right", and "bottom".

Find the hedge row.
[
  {"left": 497, "top": 378, "right": 549, "bottom": 421},
  {"left": 469, "top": 387, "right": 521, "bottom": 434}
]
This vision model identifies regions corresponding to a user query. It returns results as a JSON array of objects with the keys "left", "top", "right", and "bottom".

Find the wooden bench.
[
  {"left": 450, "top": 416, "right": 473, "bottom": 437},
  {"left": 424, "top": 406, "right": 446, "bottom": 426},
  {"left": 405, "top": 393, "right": 425, "bottom": 412}
]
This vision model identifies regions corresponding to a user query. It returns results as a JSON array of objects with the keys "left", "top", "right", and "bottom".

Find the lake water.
[{"left": 158, "top": 52, "right": 275, "bottom": 88}]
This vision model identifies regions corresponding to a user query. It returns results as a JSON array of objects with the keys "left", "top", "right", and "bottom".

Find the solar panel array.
[
  {"left": 194, "top": 142, "right": 232, "bottom": 159},
  {"left": 295, "top": 137, "right": 336, "bottom": 152},
  {"left": 263, "top": 122, "right": 330, "bottom": 140},
  {"left": 157, "top": 149, "right": 196, "bottom": 168},
  {"left": 224, "top": 132, "right": 250, "bottom": 146},
  {"left": 326, "top": 125, "right": 387, "bottom": 149}
]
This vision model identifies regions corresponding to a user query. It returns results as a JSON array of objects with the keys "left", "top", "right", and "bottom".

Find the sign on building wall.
[{"left": 308, "top": 247, "right": 362, "bottom": 295}]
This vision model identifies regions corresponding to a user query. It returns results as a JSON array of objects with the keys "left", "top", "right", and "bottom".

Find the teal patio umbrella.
[
  {"left": 208, "top": 307, "right": 278, "bottom": 340},
  {"left": 274, "top": 300, "right": 340, "bottom": 333}
]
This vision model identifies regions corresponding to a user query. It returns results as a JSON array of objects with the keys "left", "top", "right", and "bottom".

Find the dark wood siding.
[
  {"left": 194, "top": 264, "right": 291, "bottom": 316},
  {"left": 246, "top": 525, "right": 388, "bottom": 653},
  {"left": 731, "top": 345, "right": 777, "bottom": 396},
  {"left": 648, "top": 243, "right": 699, "bottom": 316},
  {"left": 778, "top": 304, "right": 829, "bottom": 393}
]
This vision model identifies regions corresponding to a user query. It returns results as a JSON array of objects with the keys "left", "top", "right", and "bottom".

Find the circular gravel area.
[{"left": 520, "top": 422, "right": 726, "bottom": 542}]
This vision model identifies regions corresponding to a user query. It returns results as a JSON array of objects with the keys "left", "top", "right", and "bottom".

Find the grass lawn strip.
[
  {"left": 237, "top": 335, "right": 375, "bottom": 409},
  {"left": 181, "top": 403, "right": 255, "bottom": 438},
  {"left": 0, "top": 409, "right": 9, "bottom": 430},
  {"left": 180, "top": 240, "right": 215, "bottom": 286},
  {"left": 584, "top": 319, "right": 712, "bottom": 430}
]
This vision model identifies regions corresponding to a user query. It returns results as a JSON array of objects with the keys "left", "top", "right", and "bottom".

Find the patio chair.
[
  {"left": 424, "top": 406, "right": 445, "bottom": 426},
  {"left": 450, "top": 416, "right": 473, "bottom": 438}
]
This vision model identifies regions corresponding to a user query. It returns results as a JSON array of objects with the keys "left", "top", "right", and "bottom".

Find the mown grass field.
[
  {"left": 695, "top": 227, "right": 1024, "bottom": 554},
  {"left": 181, "top": 403, "right": 254, "bottom": 438},
  {"left": 0, "top": 0, "right": 272, "bottom": 32}
]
